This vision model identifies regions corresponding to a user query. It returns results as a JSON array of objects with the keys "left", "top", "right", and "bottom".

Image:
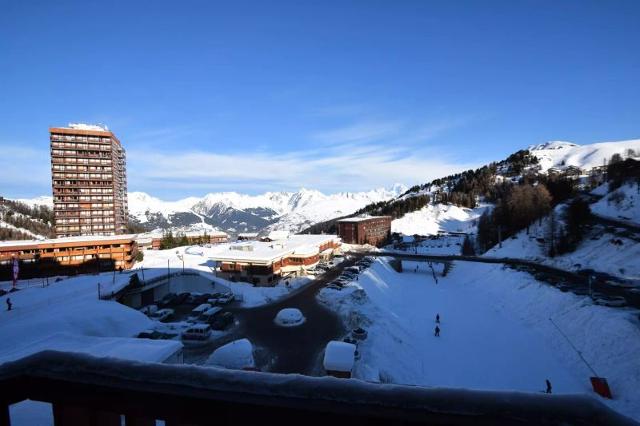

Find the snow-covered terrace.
[{"left": 0, "top": 233, "right": 138, "bottom": 248}]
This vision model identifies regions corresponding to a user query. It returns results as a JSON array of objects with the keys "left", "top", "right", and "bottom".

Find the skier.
[
  {"left": 545, "top": 379, "right": 552, "bottom": 394},
  {"left": 6, "top": 298, "right": 12, "bottom": 311},
  {"left": 436, "top": 313, "right": 440, "bottom": 324},
  {"left": 434, "top": 325, "right": 440, "bottom": 337}
]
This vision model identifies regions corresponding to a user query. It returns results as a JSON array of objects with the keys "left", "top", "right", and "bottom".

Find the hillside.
[
  {"left": 303, "top": 138, "right": 640, "bottom": 238},
  {"left": 0, "top": 198, "right": 55, "bottom": 240}
]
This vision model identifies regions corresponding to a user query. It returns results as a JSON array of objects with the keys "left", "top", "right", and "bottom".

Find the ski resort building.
[
  {"left": 337, "top": 215, "right": 392, "bottom": 246},
  {"left": 135, "top": 231, "right": 229, "bottom": 250},
  {"left": 206, "top": 233, "right": 341, "bottom": 285},
  {"left": 50, "top": 123, "right": 128, "bottom": 238},
  {"left": 0, "top": 235, "right": 138, "bottom": 280}
]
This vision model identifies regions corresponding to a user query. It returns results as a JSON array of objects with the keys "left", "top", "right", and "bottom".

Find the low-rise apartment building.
[{"left": 0, "top": 235, "right": 138, "bottom": 280}]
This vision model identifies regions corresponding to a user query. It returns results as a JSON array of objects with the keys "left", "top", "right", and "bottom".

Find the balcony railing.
[{"left": 1, "top": 351, "right": 632, "bottom": 426}]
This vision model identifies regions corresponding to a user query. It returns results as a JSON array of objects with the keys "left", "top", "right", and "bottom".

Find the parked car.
[
  {"left": 140, "top": 305, "right": 158, "bottom": 315},
  {"left": 345, "top": 266, "right": 360, "bottom": 273},
  {"left": 150, "top": 308, "right": 174, "bottom": 322},
  {"left": 190, "top": 303, "right": 212, "bottom": 317},
  {"left": 158, "top": 293, "right": 178, "bottom": 308},
  {"left": 199, "top": 306, "right": 223, "bottom": 323},
  {"left": 211, "top": 312, "right": 234, "bottom": 330},
  {"left": 215, "top": 292, "right": 235, "bottom": 305},
  {"left": 181, "top": 324, "right": 212, "bottom": 341}
]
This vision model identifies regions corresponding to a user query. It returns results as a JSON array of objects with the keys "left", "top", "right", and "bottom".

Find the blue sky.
[{"left": 1, "top": 0, "right": 639, "bottom": 199}]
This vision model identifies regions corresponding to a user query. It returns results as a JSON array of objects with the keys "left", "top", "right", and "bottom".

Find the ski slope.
[{"left": 319, "top": 258, "right": 640, "bottom": 420}]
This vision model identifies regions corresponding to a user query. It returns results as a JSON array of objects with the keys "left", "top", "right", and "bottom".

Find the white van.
[{"left": 181, "top": 324, "right": 212, "bottom": 341}]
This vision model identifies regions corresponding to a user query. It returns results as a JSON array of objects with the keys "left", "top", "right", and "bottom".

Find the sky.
[{"left": 1, "top": 0, "right": 639, "bottom": 199}]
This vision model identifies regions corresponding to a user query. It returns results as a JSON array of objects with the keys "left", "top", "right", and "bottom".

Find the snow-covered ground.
[
  {"left": 318, "top": 258, "right": 640, "bottom": 420},
  {"left": 486, "top": 204, "right": 640, "bottom": 282},
  {"left": 591, "top": 182, "right": 640, "bottom": 225},
  {"left": 135, "top": 247, "right": 313, "bottom": 307},
  {"left": 391, "top": 203, "right": 487, "bottom": 236},
  {"left": 0, "top": 272, "right": 154, "bottom": 365}
]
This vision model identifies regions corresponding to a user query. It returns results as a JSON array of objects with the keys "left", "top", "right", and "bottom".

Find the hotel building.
[
  {"left": 206, "top": 233, "right": 341, "bottom": 286},
  {"left": 0, "top": 235, "right": 138, "bottom": 280},
  {"left": 50, "top": 123, "right": 128, "bottom": 237},
  {"left": 337, "top": 215, "right": 392, "bottom": 247}
]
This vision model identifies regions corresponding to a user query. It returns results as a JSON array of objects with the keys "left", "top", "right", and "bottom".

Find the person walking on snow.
[
  {"left": 434, "top": 325, "right": 440, "bottom": 337},
  {"left": 436, "top": 314, "right": 440, "bottom": 324},
  {"left": 545, "top": 379, "right": 552, "bottom": 394},
  {"left": 6, "top": 298, "right": 12, "bottom": 311}
]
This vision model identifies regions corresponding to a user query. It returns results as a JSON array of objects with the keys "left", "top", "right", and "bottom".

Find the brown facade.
[
  {"left": 337, "top": 216, "right": 392, "bottom": 247},
  {"left": 0, "top": 236, "right": 138, "bottom": 279},
  {"left": 50, "top": 126, "right": 128, "bottom": 237},
  {"left": 217, "top": 239, "right": 341, "bottom": 286}
]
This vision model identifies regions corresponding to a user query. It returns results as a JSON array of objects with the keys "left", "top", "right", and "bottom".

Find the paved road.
[{"left": 227, "top": 257, "right": 361, "bottom": 374}]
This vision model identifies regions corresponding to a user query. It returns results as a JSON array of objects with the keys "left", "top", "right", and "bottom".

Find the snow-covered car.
[
  {"left": 150, "top": 308, "right": 174, "bottom": 322},
  {"left": 215, "top": 292, "right": 235, "bottom": 305},
  {"left": 199, "top": 306, "right": 223, "bottom": 323},
  {"left": 181, "top": 324, "right": 212, "bottom": 341},
  {"left": 274, "top": 308, "right": 306, "bottom": 327},
  {"left": 323, "top": 341, "right": 356, "bottom": 378},
  {"left": 140, "top": 304, "right": 158, "bottom": 315},
  {"left": 205, "top": 338, "right": 256, "bottom": 370},
  {"left": 190, "top": 303, "right": 212, "bottom": 317}
]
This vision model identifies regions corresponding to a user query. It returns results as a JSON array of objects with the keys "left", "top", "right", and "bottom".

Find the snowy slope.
[
  {"left": 0, "top": 274, "right": 153, "bottom": 365},
  {"left": 529, "top": 139, "right": 640, "bottom": 172},
  {"left": 319, "top": 258, "right": 640, "bottom": 420},
  {"left": 391, "top": 203, "right": 488, "bottom": 236},
  {"left": 486, "top": 203, "right": 640, "bottom": 281},
  {"left": 591, "top": 182, "right": 640, "bottom": 225}
]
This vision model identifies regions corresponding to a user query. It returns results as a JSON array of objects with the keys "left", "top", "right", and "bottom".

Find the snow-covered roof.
[
  {"left": 323, "top": 341, "right": 355, "bottom": 373},
  {"left": 238, "top": 233, "right": 259, "bottom": 238},
  {"left": 0, "top": 234, "right": 138, "bottom": 249},
  {"left": 337, "top": 215, "right": 391, "bottom": 223},
  {"left": 206, "top": 234, "right": 339, "bottom": 264},
  {"left": 68, "top": 123, "right": 109, "bottom": 131},
  {"left": 1, "top": 333, "right": 182, "bottom": 365},
  {"left": 205, "top": 338, "right": 255, "bottom": 370}
]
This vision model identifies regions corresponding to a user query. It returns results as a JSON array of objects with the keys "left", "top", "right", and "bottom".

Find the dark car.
[
  {"left": 210, "top": 312, "right": 234, "bottom": 330},
  {"left": 158, "top": 292, "right": 178, "bottom": 308}
]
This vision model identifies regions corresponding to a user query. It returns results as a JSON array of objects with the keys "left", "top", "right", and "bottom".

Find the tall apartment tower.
[{"left": 50, "top": 123, "right": 128, "bottom": 237}]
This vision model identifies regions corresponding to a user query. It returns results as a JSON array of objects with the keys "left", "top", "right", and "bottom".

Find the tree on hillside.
[{"left": 461, "top": 235, "right": 476, "bottom": 256}]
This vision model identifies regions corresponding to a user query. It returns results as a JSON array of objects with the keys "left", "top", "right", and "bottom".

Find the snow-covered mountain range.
[{"left": 127, "top": 184, "right": 408, "bottom": 234}]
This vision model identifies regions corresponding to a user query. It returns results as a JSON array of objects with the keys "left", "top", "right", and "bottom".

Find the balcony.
[{"left": 0, "top": 351, "right": 627, "bottom": 426}]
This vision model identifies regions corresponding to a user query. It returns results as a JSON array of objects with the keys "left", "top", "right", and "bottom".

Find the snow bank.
[
  {"left": 318, "top": 258, "right": 640, "bottom": 420},
  {"left": 205, "top": 338, "right": 255, "bottom": 370},
  {"left": 591, "top": 182, "right": 640, "bottom": 225}
]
